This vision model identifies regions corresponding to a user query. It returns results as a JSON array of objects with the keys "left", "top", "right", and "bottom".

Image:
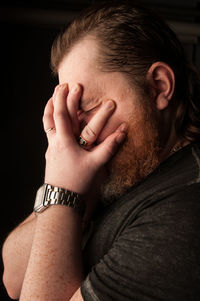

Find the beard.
[{"left": 100, "top": 98, "right": 161, "bottom": 205}]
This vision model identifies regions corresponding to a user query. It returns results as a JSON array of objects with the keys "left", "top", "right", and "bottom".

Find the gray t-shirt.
[{"left": 81, "top": 142, "right": 200, "bottom": 301}]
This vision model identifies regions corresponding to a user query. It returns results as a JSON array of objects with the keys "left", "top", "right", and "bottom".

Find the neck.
[{"left": 158, "top": 128, "right": 190, "bottom": 163}]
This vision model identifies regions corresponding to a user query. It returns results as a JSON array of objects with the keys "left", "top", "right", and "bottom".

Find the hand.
[{"left": 43, "top": 83, "right": 127, "bottom": 195}]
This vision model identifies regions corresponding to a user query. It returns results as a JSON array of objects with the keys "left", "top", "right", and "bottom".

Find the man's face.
[{"left": 58, "top": 38, "right": 160, "bottom": 202}]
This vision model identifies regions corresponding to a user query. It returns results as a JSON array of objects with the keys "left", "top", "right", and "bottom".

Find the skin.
[
  {"left": 58, "top": 39, "right": 140, "bottom": 145},
  {"left": 19, "top": 72, "right": 128, "bottom": 301},
  {"left": 2, "top": 37, "right": 187, "bottom": 300}
]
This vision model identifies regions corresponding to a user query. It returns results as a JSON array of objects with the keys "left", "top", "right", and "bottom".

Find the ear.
[{"left": 146, "top": 62, "right": 175, "bottom": 110}]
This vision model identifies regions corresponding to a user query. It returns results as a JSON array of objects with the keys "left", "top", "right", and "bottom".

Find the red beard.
[{"left": 100, "top": 100, "right": 160, "bottom": 204}]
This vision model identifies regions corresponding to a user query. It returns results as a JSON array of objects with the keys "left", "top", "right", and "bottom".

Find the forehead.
[
  {"left": 58, "top": 38, "right": 99, "bottom": 83},
  {"left": 58, "top": 37, "right": 137, "bottom": 112},
  {"left": 58, "top": 38, "right": 104, "bottom": 107}
]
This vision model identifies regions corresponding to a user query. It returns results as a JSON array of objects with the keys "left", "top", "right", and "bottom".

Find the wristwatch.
[{"left": 34, "top": 184, "right": 85, "bottom": 216}]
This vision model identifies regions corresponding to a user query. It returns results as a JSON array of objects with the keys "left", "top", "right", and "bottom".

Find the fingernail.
[
  {"left": 53, "top": 84, "right": 67, "bottom": 99},
  {"left": 59, "top": 83, "right": 67, "bottom": 90},
  {"left": 105, "top": 100, "right": 115, "bottom": 110},
  {"left": 71, "top": 84, "right": 80, "bottom": 94},
  {"left": 116, "top": 133, "right": 126, "bottom": 144},
  {"left": 119, "top": 122, "right": 128, "bottom": 132}
]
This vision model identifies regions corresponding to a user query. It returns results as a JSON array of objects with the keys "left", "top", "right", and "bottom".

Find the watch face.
[{"left": 34, "top": 185, "right": 46, "bottom": 212}]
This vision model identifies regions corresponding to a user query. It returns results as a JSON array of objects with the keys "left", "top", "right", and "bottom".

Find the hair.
[{"left": 51, "top": 0, "right": 200, "bottom": 142}]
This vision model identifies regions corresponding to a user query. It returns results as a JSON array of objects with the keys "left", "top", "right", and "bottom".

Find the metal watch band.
[{"left": 34, "top": 184, "right": 85, "bottom": 215}]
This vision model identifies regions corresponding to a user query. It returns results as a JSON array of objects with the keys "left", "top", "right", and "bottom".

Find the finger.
[
  {"left": 53, "top": 83, "right": 74, "bottom": 140},
  {"left": 43, "top": 97, "right": 56, "bottom": 137},
  {"left": 67, "top": 84, "right": 82, "bottom": 137},
  {"left": 91, "top": 122, "right": 127, "bottom": 166},
  {"left": 80, "top": 100, "right": 115, "bottom": 146}
]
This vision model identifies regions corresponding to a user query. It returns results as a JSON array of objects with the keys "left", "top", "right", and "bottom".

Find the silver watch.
[{"left": 34, "top": 184, "right": 84, "bottom": 215}]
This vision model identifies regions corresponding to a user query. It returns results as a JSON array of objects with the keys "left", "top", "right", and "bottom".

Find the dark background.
[{"left": 0, "top": 0, "right": 200, "bottom": 300}]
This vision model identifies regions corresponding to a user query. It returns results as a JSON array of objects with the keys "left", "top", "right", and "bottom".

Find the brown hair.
[{"left": 51, "top": 0, "right": 200, "bottom": 142}]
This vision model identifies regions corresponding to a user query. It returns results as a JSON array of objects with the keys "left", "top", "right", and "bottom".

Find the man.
[{"left": 2, "top": 1, "right": 200, "bottom": 300}]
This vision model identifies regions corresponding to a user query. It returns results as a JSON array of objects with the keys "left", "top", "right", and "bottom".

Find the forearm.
[
  {"left": 18, "top": 82, "right": 125, "bottom": 301},
  {"left": 20, "top": 205, "right": 83, "bottom": 301},
  {"left": 2, "top": 213, "right": 36, "bottom": 299}
]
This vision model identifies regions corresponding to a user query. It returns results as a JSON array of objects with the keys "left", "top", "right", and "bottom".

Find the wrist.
[{"left": 34, "top": 184, "right": 85, "bottom": 216}]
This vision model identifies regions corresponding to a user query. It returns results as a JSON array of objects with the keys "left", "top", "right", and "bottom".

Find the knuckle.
[
  {"left": 83, "top": 124, "right": 96, "bottom": 139},
  {"left": 42, "top": 113, "right": 50, "bottom": 124},
  {"left": 53, "top": 110, "right": 66, "bottom": 120}
]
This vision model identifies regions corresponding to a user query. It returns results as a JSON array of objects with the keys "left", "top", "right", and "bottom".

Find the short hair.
[{"left": 51, "top": 0, "right": 200, "bottom": 142}]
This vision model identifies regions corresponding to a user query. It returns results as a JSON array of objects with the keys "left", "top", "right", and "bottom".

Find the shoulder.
[
  {"left": 84, "top": 142, "right": 200, "bottom": 258},
  {"left": 81, "top": 143, "right": 200, "bottom": 300}
]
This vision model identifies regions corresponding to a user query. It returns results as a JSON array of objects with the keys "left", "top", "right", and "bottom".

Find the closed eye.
[{"left": 79, "top": 102, "right": 101, "bottom": 115}]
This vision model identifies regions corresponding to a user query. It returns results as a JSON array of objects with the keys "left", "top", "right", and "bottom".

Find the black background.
[{"left": 0, "top": 0, "right": 200, "bottom": 300}]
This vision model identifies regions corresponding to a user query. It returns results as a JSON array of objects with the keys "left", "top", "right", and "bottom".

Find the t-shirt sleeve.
[{"left": 81, "top": 186, "right": 200, "bottom": 301}]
